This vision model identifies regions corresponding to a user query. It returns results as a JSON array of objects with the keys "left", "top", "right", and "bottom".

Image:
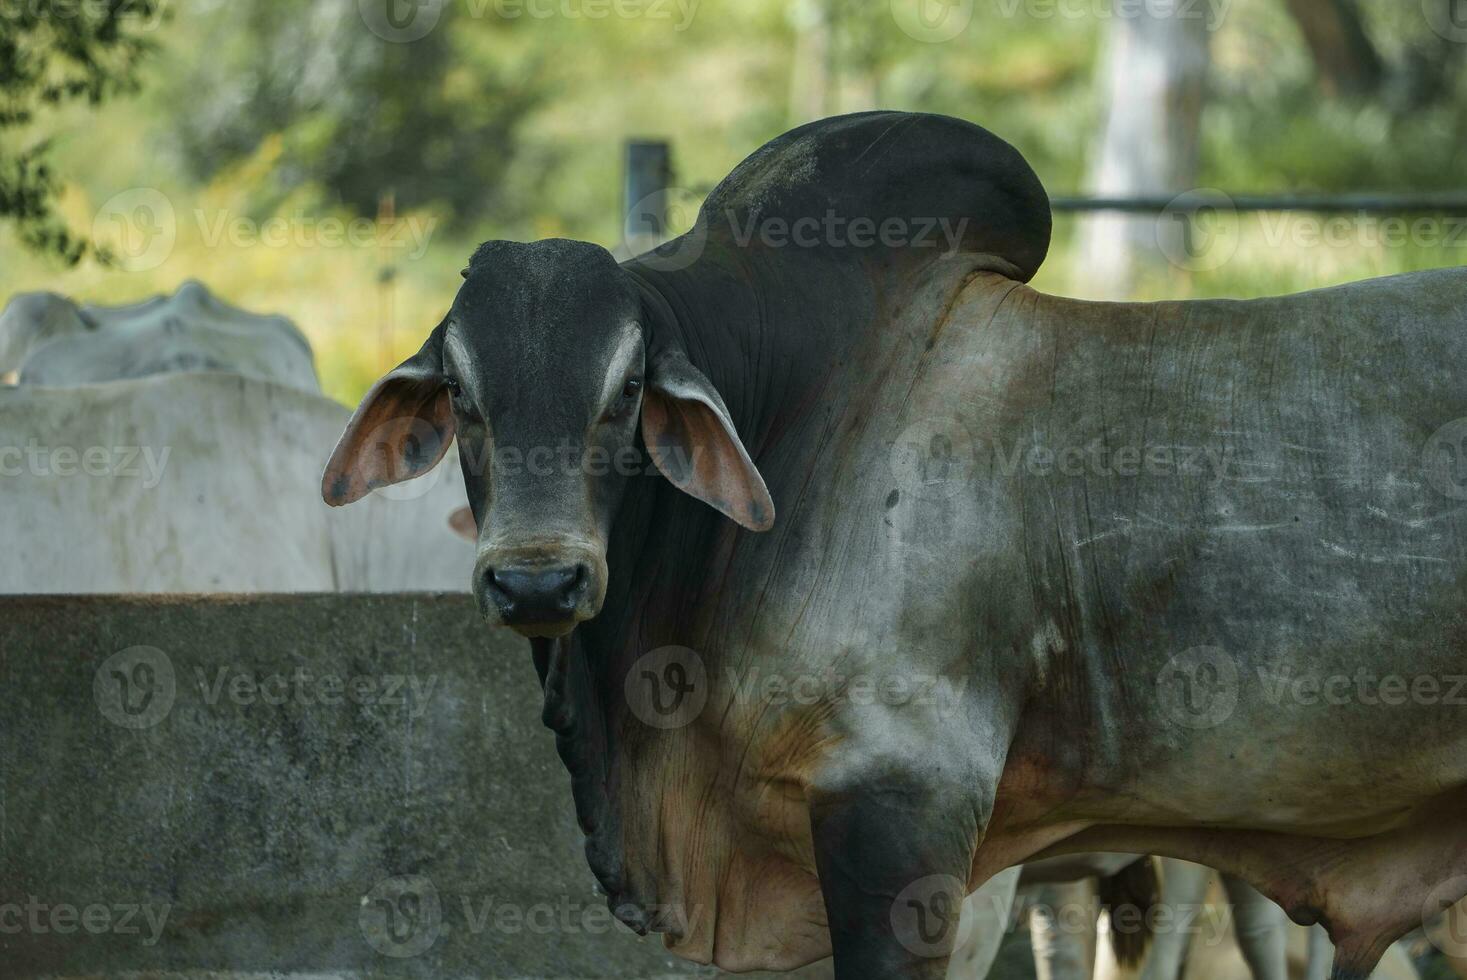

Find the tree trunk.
[
  {"left": 1076, "top": 1, "right": 1210, "bottom": 300},
  {"left": 788, "top": 0, "right": 832, "bottom": 124},
  {"left": 1283, "top": 0, "right": 1383, "bottom": 98}
]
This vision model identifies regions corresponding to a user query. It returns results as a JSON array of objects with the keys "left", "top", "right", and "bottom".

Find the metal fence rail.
[
  {"left": 1049, "top": 194, "right": 1467, "bottom": 214},
  {"left": 622, "top": 140, "right": 1467, "bottom": 229}
]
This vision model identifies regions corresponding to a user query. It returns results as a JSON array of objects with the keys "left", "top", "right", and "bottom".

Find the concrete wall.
[{"left": 0, "top": 594, "right": 833, "bottom": 978}]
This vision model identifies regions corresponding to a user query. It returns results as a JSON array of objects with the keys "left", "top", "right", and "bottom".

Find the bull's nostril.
[
  {"left": 481, "top": 567, "right": 514, "bottom": 615},
  {"left": 484, "top": 563, "right": 590, "bottom": 623}
]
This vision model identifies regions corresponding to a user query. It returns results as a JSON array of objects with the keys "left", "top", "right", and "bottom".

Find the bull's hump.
[{"left": 697, "top": 111, "right": 1052, "bottom": 282}]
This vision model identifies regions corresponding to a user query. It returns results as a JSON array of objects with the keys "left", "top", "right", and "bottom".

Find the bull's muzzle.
[{"left": 473, "top": 542, "right": 605, "bottom": 637}]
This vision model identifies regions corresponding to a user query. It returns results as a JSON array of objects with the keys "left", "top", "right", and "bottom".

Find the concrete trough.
[{"left": 0, "top": 594, "right": 838, "bottom": 978}]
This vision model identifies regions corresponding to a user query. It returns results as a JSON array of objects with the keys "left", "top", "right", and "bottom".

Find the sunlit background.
[{"left": 6, "top": 0, "right": 1467, "bottom": 403}]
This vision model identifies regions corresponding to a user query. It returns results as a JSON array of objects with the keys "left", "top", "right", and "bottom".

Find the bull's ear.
[
  {"left": 641, "top": 348, "right": 774, "bottom": 532},
  {"left": 321, "top": 328, "right": 455, "bottom": 506},
  {"left": 448, "top": 506, "right": 476, "bottom": 540}
]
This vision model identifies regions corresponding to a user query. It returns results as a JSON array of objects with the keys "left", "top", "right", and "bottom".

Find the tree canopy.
[{"left": 1, "top": 0, "right": 163, "bottom": 263}]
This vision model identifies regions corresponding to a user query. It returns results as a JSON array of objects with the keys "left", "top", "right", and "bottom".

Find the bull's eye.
[
  {"left": 601, "top": 378, "right": 643, "bottom": 423},
  {"left": 443, "top": 377, "right": 462, "bottom": 397}
]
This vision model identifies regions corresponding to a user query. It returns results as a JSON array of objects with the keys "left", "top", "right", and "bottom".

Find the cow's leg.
[
  {"left": 810, "top": 778, "right": 986, "bottom": 979},
  {"left": 1138, "top": 859, "right": 1211, "bottom": 980},
  {"left": 1304, "top": 924, "right": 1334, "bottom": 980},
  {"left": 1220, "top": 874, "right": 1289, "bottom": 980},
  {"left": 944, "top": 868, "right": 1022, "bottom": 980},
  {"left": 1028, "top": 879, "right": 1099, "bottom": 980}
]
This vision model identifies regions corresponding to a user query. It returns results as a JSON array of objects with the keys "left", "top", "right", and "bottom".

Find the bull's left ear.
[
  {"left": 321, "top": 326, "right": 455, "bottom": 506},
  {"left": 641, "top": 348, "right": 774, "bottom": 532}
]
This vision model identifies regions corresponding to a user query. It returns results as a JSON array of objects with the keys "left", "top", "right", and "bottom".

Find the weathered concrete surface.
[{"left": 0, "top": 594, "right": 831, "bottom": 978}]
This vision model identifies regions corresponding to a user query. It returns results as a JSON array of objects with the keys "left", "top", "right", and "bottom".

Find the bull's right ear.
[{"left": 321, "top": 327, "right": 455, "bottom": 506}]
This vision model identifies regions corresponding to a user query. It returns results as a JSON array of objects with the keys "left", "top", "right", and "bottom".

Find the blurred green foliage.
[
  {"left": 1, "top": 0, "right": 164, "bottom": 262},
  {"left": 168, "top": 3, "right": 547, "bottom": 229},
  {"left": 3, "top": 0, "right": 1466, "bottom": 402}
]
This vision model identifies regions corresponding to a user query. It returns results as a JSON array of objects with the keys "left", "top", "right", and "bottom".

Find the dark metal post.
[{"left": 624, "top": 140, "right": 673, "bottom": 253}]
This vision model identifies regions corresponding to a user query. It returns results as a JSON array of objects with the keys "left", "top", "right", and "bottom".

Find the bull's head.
[{"left": 321, "top": 238, "right": 773, "bottom": 637}]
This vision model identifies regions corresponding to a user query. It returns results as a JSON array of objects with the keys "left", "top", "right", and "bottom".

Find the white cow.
[
  {"left": 0, "top": 280, "right": 320, "bottom": 393},
  {"left": 0, "top": 373, "right": 471, "bottom": 592},
  {"left": 0, "top": 283, "right": 471, "bottom": 593}
]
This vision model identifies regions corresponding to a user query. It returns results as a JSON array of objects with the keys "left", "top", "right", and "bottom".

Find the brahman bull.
[{"left": 323, "top": 112, "right": 1467, "bottom": 980}]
